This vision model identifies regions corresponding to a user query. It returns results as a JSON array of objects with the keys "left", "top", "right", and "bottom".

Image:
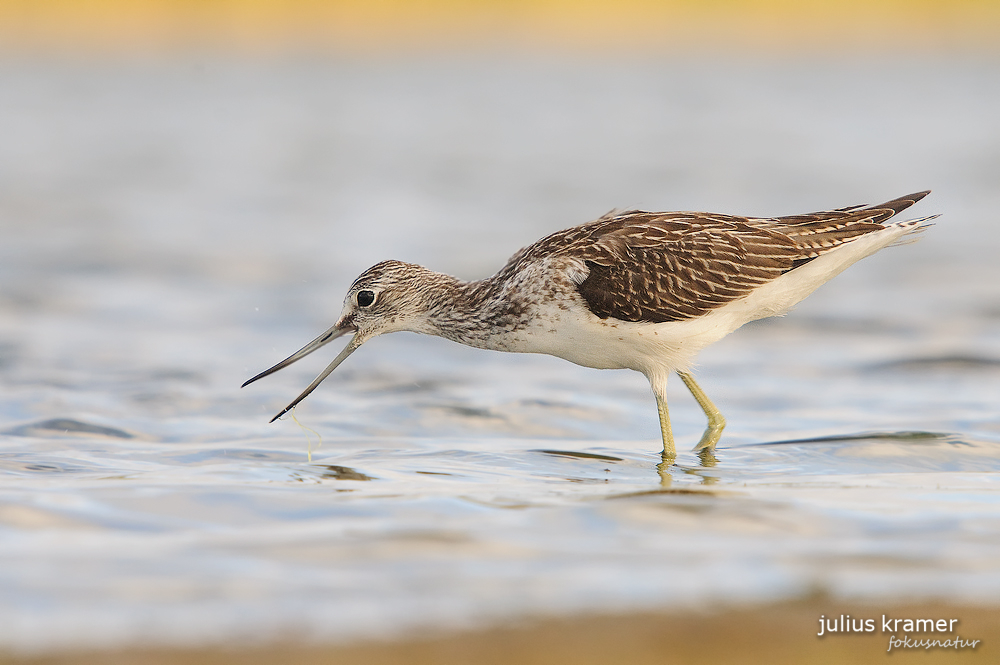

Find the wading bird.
[{"left": 244, "top": 191, "right": 934, "bottom": 458}]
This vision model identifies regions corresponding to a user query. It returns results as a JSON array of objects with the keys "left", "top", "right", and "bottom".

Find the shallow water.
[{"left": 1, "top": 54, "right": 999, "bottom": 653}]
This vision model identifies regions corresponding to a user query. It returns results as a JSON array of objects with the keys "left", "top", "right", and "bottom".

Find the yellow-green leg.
[
  {"left": 677, "top": 371, "right": 726, "bottom": 452},
  {"left": 653, "top": 388, "right": 677, "bottom": 461}
]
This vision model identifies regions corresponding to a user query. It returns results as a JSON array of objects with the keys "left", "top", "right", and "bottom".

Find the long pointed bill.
[
  {"left": 241, "top": 323, "right": 365, "bottom": 422},
  {"left": 265, "top": 334, "right": 364, "bottom": 422},
  {"left": 242, "top": 323, "right": 351, "bottom": 388}
]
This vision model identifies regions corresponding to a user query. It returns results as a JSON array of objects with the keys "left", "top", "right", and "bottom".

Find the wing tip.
[{"left": 873, "top": 190, "right": 932, "bottom": 216}]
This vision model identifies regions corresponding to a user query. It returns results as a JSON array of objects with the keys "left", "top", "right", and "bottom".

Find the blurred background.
[
  {"left": 2, "top": 0, "right": 999, "bottom": 52},
  {"left": 1, "top": 1, "right": 999, "bottom": 662}
]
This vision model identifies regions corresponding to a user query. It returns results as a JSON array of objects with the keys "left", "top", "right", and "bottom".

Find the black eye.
[{"left": 357, "top": 290, "right": 375, "bottom": 307}]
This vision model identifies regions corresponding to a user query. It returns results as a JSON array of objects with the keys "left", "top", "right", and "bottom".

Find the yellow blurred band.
[{"left": 1, "top": 0, "right": 996, "bottom": 53}]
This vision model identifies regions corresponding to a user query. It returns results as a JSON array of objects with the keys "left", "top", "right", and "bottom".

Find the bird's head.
[
  {"left": 242, "top": 260, "right": 449, "bottom": 422},
  {"left": 336, "top": 260, "right": 446, "bottom": 340}
]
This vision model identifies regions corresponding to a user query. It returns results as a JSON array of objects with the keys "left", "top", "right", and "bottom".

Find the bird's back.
[{"left": 498, "top": 191, "right": 932, "bottom": 326}]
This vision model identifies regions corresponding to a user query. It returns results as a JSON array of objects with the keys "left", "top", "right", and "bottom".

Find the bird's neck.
[{"left": 420, "top": 272, "right": 516, "bottom": 350}]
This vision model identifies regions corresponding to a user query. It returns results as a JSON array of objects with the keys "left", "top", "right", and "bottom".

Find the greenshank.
[{"left": 244, "top": 191, "right": 934, "bottom": 458}]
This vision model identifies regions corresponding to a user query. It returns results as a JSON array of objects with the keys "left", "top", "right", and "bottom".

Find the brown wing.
[
  {"left": 571, "top": 214, "right": 799, "bottom": 323},
  {"left": 559, "top": 191, "right": 929, "bottom": 324}
]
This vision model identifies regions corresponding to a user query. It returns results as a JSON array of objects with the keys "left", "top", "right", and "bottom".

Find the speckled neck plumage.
[{"left": 351, "top": 264, "right": 551, "bottom": 350}]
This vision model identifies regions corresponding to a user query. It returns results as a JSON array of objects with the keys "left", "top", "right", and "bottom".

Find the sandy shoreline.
[{"left": 6, "top": 597, "right": 996, "bottom": 665}]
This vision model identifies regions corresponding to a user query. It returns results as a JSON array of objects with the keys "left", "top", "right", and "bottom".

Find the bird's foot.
[
  {"left": 696, "top": 447, "right": 718, "bottom": 468},
  {"left": 691, "top": 412, "right": 725, "bottom": 453}
]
